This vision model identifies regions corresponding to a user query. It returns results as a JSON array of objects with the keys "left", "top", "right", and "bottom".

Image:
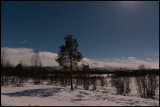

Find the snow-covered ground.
[{"left": 1, "top": 77, "right": 159, "bottom": 106}]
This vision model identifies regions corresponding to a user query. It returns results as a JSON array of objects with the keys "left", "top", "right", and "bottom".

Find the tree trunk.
[
  {"left": 71, "top": 74, "right": 73, "bottom": 90},
  {"left": 70, "top": 58, "right": 73, "bottom": 90},
  {"left": 69, "top": 43, "right": 74, "bottom": 90},
  {"left": 70, "top": 53, "right": 73, "bottom": 90}
]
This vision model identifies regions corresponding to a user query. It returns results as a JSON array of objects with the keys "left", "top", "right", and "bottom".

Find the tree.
[
  {"left": 82, "top": 64, "right": 90, "bottom": 90},
  {"left": 1, "top": 47, "right": 7, "bottom": 67},
  {"left": 14, "top": 61, "right": 25, "bottom": 86},
  {"left": 1, "top": 47, "right": 7, "bottom": 85},
  {"left": 31, "top": 50, "right": 42, "bottom": 68},
  {"left": 31, "top": 50, "right": 42, "bottom": 84},
  {"left": 56, "top": 35, "right": 83, "bottom": 90}
]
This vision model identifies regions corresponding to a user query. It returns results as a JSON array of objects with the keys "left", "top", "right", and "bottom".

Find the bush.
[
  {"left": 111, "top": 73, "right": 131, "bottom": 96},
  {"left": 135, "top": 64, "right": 158, "bottom": 99},
  {"left": 100, "top": 77, "right": 106, "bottom": 87},
  {"left": 135, "top": 73, "right": 158, "bottom": 98}
]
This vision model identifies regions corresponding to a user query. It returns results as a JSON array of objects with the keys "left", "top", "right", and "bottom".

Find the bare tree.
[
  {"left": 31, "top": 50, "right": 42, "bottom": 67},
  {"left": 93, "top": 62, "right": 98, "bottom": 71},
  {"left": 1, "top": 47, "right": 7, "bottom": 85},
  {"left": 1, "top": 47, "right": 7, "bottom": 67},
  {"left": 31, "top": 50, "right": 42, "bottom": 84},
  {"left": 100, "top": 77, "right": 106, "bottom": 87}
]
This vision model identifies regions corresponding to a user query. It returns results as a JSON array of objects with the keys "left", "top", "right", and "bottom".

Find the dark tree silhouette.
[
  {"left": 56, "top": 35, "right": 83, "bottom": 90},
  {"left": 13, "top": 61, "right": 25, "bottom": 86}
]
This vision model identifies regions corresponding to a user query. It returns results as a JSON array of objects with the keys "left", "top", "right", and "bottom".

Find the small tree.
[
  {"left": 82, "top": 64, "right": 90, "bottom": 90},
  {"left": 100, "top": 77, "right": 105, "bottom": 87},
  {"left": 56, "top": 35, "right": 83, "bottom": 90},
  {"left": 14, "top": 61, "right": 25, "bottom": 86}
]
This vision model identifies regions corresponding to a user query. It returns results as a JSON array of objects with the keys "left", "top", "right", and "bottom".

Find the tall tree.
[
  {"left": 56, "top": 35, "right": 83, "bottom": 90},
  {"left": 31, "top": 50, "right": 42, "bottom": 84},
  {"left": 1, "top": 47, "right": 7, "bottom": 67},
  {"left": 31, "top": 50, "right": 42, "bottom": 67},
  {"left": 1, "top": 47, "right": 7, "bottom": 85}
]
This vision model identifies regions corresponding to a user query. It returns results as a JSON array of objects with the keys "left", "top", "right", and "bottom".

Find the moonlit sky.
[{"left": 1, "top": 1, "right": 159, "bottom": 68}]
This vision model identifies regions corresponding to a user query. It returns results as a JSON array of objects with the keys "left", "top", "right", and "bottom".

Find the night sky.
[{"left": 1, "top": 1, "right": 159, "bottom": 61}]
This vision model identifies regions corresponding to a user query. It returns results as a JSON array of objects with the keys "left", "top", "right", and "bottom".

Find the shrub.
[
  {"left": 100, "top": 77, "right": 106, "bottom": 87},
  {"left": 111, "top": 71, "right": 131, "bottom": 96},
  {"left": 135, "top": 73, "right": 158, "bottom": 98}
]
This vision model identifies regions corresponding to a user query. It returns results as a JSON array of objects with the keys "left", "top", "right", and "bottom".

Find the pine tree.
[{"left": 56, "top": 35, "right": 83, "bottom": 90}]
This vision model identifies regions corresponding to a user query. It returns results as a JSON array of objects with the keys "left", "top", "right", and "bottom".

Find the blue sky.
[{"left": 1, "top": 1, "right": 159, "bottom": 61}]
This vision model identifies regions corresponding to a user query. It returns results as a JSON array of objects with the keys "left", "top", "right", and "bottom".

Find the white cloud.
[
  {"left": 1, "top": 47, "right": 58, "bottom": 66},
  {"left": 128, "top": 57, "right": 135, "bottom": 59},
  {"left": 1, "top": 47, "right": 159, "bottom": 69},
  {"left": 82, "top": 57, "right": 159, "bottom": 69}
]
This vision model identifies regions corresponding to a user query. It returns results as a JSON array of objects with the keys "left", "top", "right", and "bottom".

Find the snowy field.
[{"left": 1, "top": 77, "right": 159, "bottom": 106}]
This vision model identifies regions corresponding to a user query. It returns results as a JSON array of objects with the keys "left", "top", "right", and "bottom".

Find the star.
[{"left": 41, "top": 15, "right": 44, "bottom": 19}]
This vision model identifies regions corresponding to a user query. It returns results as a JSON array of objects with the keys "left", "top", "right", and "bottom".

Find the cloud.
[
  {"left": 102, "top": 57, "right": 158, "bottom": 69},
  {"left": 128, "top": 57, "right": 135, "bottom": 59},
  {"left": 1, "top": 47, "right": 58, "bottom": 67},
  {"left": 146, "top": 58, "right": 152, "bottom": 61},
  {"left": 1, "top": 47, "right": 159, "bottom": 69},
  {"left": 82, "top": 57, "right": 159, "bottom": 69},
  {"left": 19, "top": 40, "right": 27, "bottom": 44}
]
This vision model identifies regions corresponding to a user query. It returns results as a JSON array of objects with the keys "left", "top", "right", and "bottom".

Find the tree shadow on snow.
[
  {"left": 94, "top": 94, "right": 158, "bottom": 106},
  {"left": 2, "top": 88, "right": 62, "bottom": 97},
  {"left": 71, "top": 91, "right": 90, "bottom": 102}
]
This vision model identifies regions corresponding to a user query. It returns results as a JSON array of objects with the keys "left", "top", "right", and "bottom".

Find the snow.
[{"left": 1, "top": 78, "right": 159, "bottom": 106}]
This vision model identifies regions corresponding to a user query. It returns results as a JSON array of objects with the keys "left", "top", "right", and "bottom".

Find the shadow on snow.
[{"left": 2, "top": 88, "right": 62, "bottom": 97}]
